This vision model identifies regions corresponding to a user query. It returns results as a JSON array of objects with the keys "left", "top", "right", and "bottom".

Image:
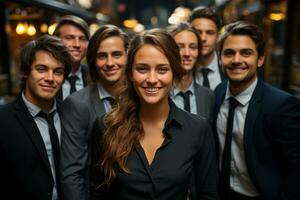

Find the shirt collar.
[
  {"left": 68, "top": 65, "right": 82, "bottom": 78},
  {"left": 22, "top": 91, "right": 56, "bottom": 117},
  {"left": 225, "top": 77, "right": 258, "bottom": 106},
  {"left": 97, "top": 83, "right": 113, "bottom": 100},
  {"left": 197, "top": 52, "right": 218, "bottom": 72},
  {"left": 171, "top": 80, "right": 195, "bottom": 97},
  {"left": 164, "top": 98, "right": 184, "bottom": 131}
]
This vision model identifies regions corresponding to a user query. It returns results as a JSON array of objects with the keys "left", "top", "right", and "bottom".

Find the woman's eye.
[
  {"left": 136, "top": 67, "right": 147, "bottom": 73},
  {"left": 157, "top": 68, "right": 168, "bottom": 74}
]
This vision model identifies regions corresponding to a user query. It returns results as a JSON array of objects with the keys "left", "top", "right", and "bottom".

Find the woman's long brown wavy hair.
[{"left": 99, "top": 29, "right": 184, "bottom": 185}]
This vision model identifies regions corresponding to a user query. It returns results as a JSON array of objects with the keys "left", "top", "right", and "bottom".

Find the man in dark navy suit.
[
  {"left": 214, "top": 21, "right": 300, "bottom": 200},
  {"left": 0, "top": 35, "right": 73, "bottom": 200}
]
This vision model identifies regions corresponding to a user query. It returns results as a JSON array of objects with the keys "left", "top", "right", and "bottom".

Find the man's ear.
[{"left": 257, "top": 55, "right": 265, "bottom": 68}]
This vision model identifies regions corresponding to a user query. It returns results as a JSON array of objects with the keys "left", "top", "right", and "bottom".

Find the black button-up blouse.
[{"left": 90, "top": 101, "right": 218, "bottom": 200}]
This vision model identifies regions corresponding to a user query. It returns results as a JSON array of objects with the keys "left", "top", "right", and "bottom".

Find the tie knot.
[
  {"left": 67, "top": 75, "right": 78, "bottom": 94},
  {"left": 229, "top": 97, "right": 239, "bottom": 109},
  {"left": 37, "top": 111, "right": 55, "bottom": 123},
  {"left": 67, "top": 75, "right": 78, "bottom": 84},
  {"left": 106, "top": 96, "right": 115, "bottom": 106},
  {"left": 201, "top": 68, "right": 210, "bottom": 76},
  {"left": 178, "top": 91, "right": 190, "bottom": 100}
]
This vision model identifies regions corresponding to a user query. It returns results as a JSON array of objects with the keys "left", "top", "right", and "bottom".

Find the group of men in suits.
[
  {"left": 1, "top": 7, "right": 300, "bottom": 200},
  {"left": 0, "top": 15, "right": 128, "bottom": 200}
]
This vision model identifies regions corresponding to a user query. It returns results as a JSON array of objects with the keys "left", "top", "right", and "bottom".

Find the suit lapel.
[
  {"left": 194, "top": 83, "right": 203, "bottom": 115},
  {"left": 81, "top": 64, "right": 88, "bottom": 87},
  {"left": 244, "top": 79, "right": 264, "bottom": 149},
  {"left": 90, "top": 84, "right": 106, "bottom": 117},
  {"left": 213, "top": 81, "right": 227, "bottom": 157},
  {"left": 214, "top": 81, "right": 227, "bottom": 120},
  {"left": 14, "top": 95, "right": 52, "bottom": 173}
]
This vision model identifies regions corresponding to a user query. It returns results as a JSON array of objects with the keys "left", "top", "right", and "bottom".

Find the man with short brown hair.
[
  {"left": 189, "top": 7, "right": 225, "bottom": 90},
  {"left": 54, "top": 15, "right": 90, "bottom": 100},
  {"left": 215, "top": 21, "right": 300, "bottom": 200},
  {"left": 0, "top": 35, "right": 73, "bottom": 200}
]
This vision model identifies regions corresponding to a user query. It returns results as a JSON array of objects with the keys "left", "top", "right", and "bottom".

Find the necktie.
[
  {"left": 179, "top": 91, "right": 191, "bottom": 112},
  {"left": 201, "top": 68, "right": 210, "bottom": 88},
  {"left": 38, "top": 111, "right": 61, "bottom": 197},
  {"left": 67, "top": 75, "right": 78, "bottom": 94},
  {"left": 219, "top": 97, "right": 239, "bottom": 200},
  {"left": 106, "top": 96, "right": 115, "bottom": 108}
]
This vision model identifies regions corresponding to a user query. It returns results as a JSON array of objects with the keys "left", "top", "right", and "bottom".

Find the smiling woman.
[
  {"left": 131, "top": 44, "right": 173, "bottom": 106},
  {"left": 90, "top": 29, "right": 218, "bottom": 200}
]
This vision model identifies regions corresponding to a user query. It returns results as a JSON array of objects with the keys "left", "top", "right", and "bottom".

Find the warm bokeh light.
[
  {"left": 168, "top": 7, "right": 191, "bottom": 25},
  {"left": 269, "top": 13, "right": 285, "bottom": 21},
  {"left": 123, "top": 19, "right": 138, "bottom": 29},
  {"left": 168, "top": 15, "right": 180, "bottom": 25},
  {"left": 27, "top": 24, "right": 36, "bottom": 36},
  {"left": 133, "top": 24, "right": 145, "bottom": 32},
  {"left": 89, "top": 23, "right": 100, "bottom": 35},
  {"left": 16, "top": 22, "right": 26, "bottom": 35},
  {"left": 40, "top": 23, "right": 48, "bottom": 33},
  {"left": 78, "top": 0, "right": 92, "bottom": 9},
  {"left": 48, "top": 23, "right": 57, "bottom": 35}
]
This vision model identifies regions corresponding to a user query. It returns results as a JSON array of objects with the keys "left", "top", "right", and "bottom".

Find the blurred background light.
[
  {"left": 123, "top": 19, "right": 138, "bottom": 28},
  {"left": 269, "top": 13, "right": 285, "bottom": 21},
  {"left": 16, "top": 22, "right": 26, "bottom": 35},
  {"left": 40, "top": 23, "right": 48, "bottom": 33},
  {"left": 48, "top": 23, "right": 57, "bottom": 35},
  {"left": 27, "top": 24, "right": 36, "bottom": 36},
  {"left": 133, "top": 23, "right": 145, "bottom": 32}
]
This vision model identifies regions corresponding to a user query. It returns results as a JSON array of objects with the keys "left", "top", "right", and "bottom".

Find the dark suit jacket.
[
  {"left": 90, "top": 100, "right": 218, "bottom": 200},
  {"left": 56, "top": 63, "right": 89, "bottom": 101},
  {"left": 60, "top": 84, "right": 106, "bottom": 200},
  {"left": 0, "top": 94, "right": 59, "bottom": 200},
  {"left": 194, "top": 82, "right": 215, "bottom": 123},
  {"left": 214, "top": 79, "right": 300, "bottom": 200}
]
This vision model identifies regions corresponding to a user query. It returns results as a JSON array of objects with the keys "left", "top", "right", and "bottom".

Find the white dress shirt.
[
  {"left": 62, "top": 65, "right": 85, "bottom": 100},
  {"left": 97, "top": 83, "right": 114, "bottom": 113},
  {"left": 22, "top": 92, "right": 60, "bottom": 200},
  {"left": 170, "top": 81, "right": 197, "bottom": 114},
  {"left": 195, "top": 52, "right": 222, "bottom": 91},
  {"left": 216, "top": 78, "right": 260, "bottom": 197}
]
